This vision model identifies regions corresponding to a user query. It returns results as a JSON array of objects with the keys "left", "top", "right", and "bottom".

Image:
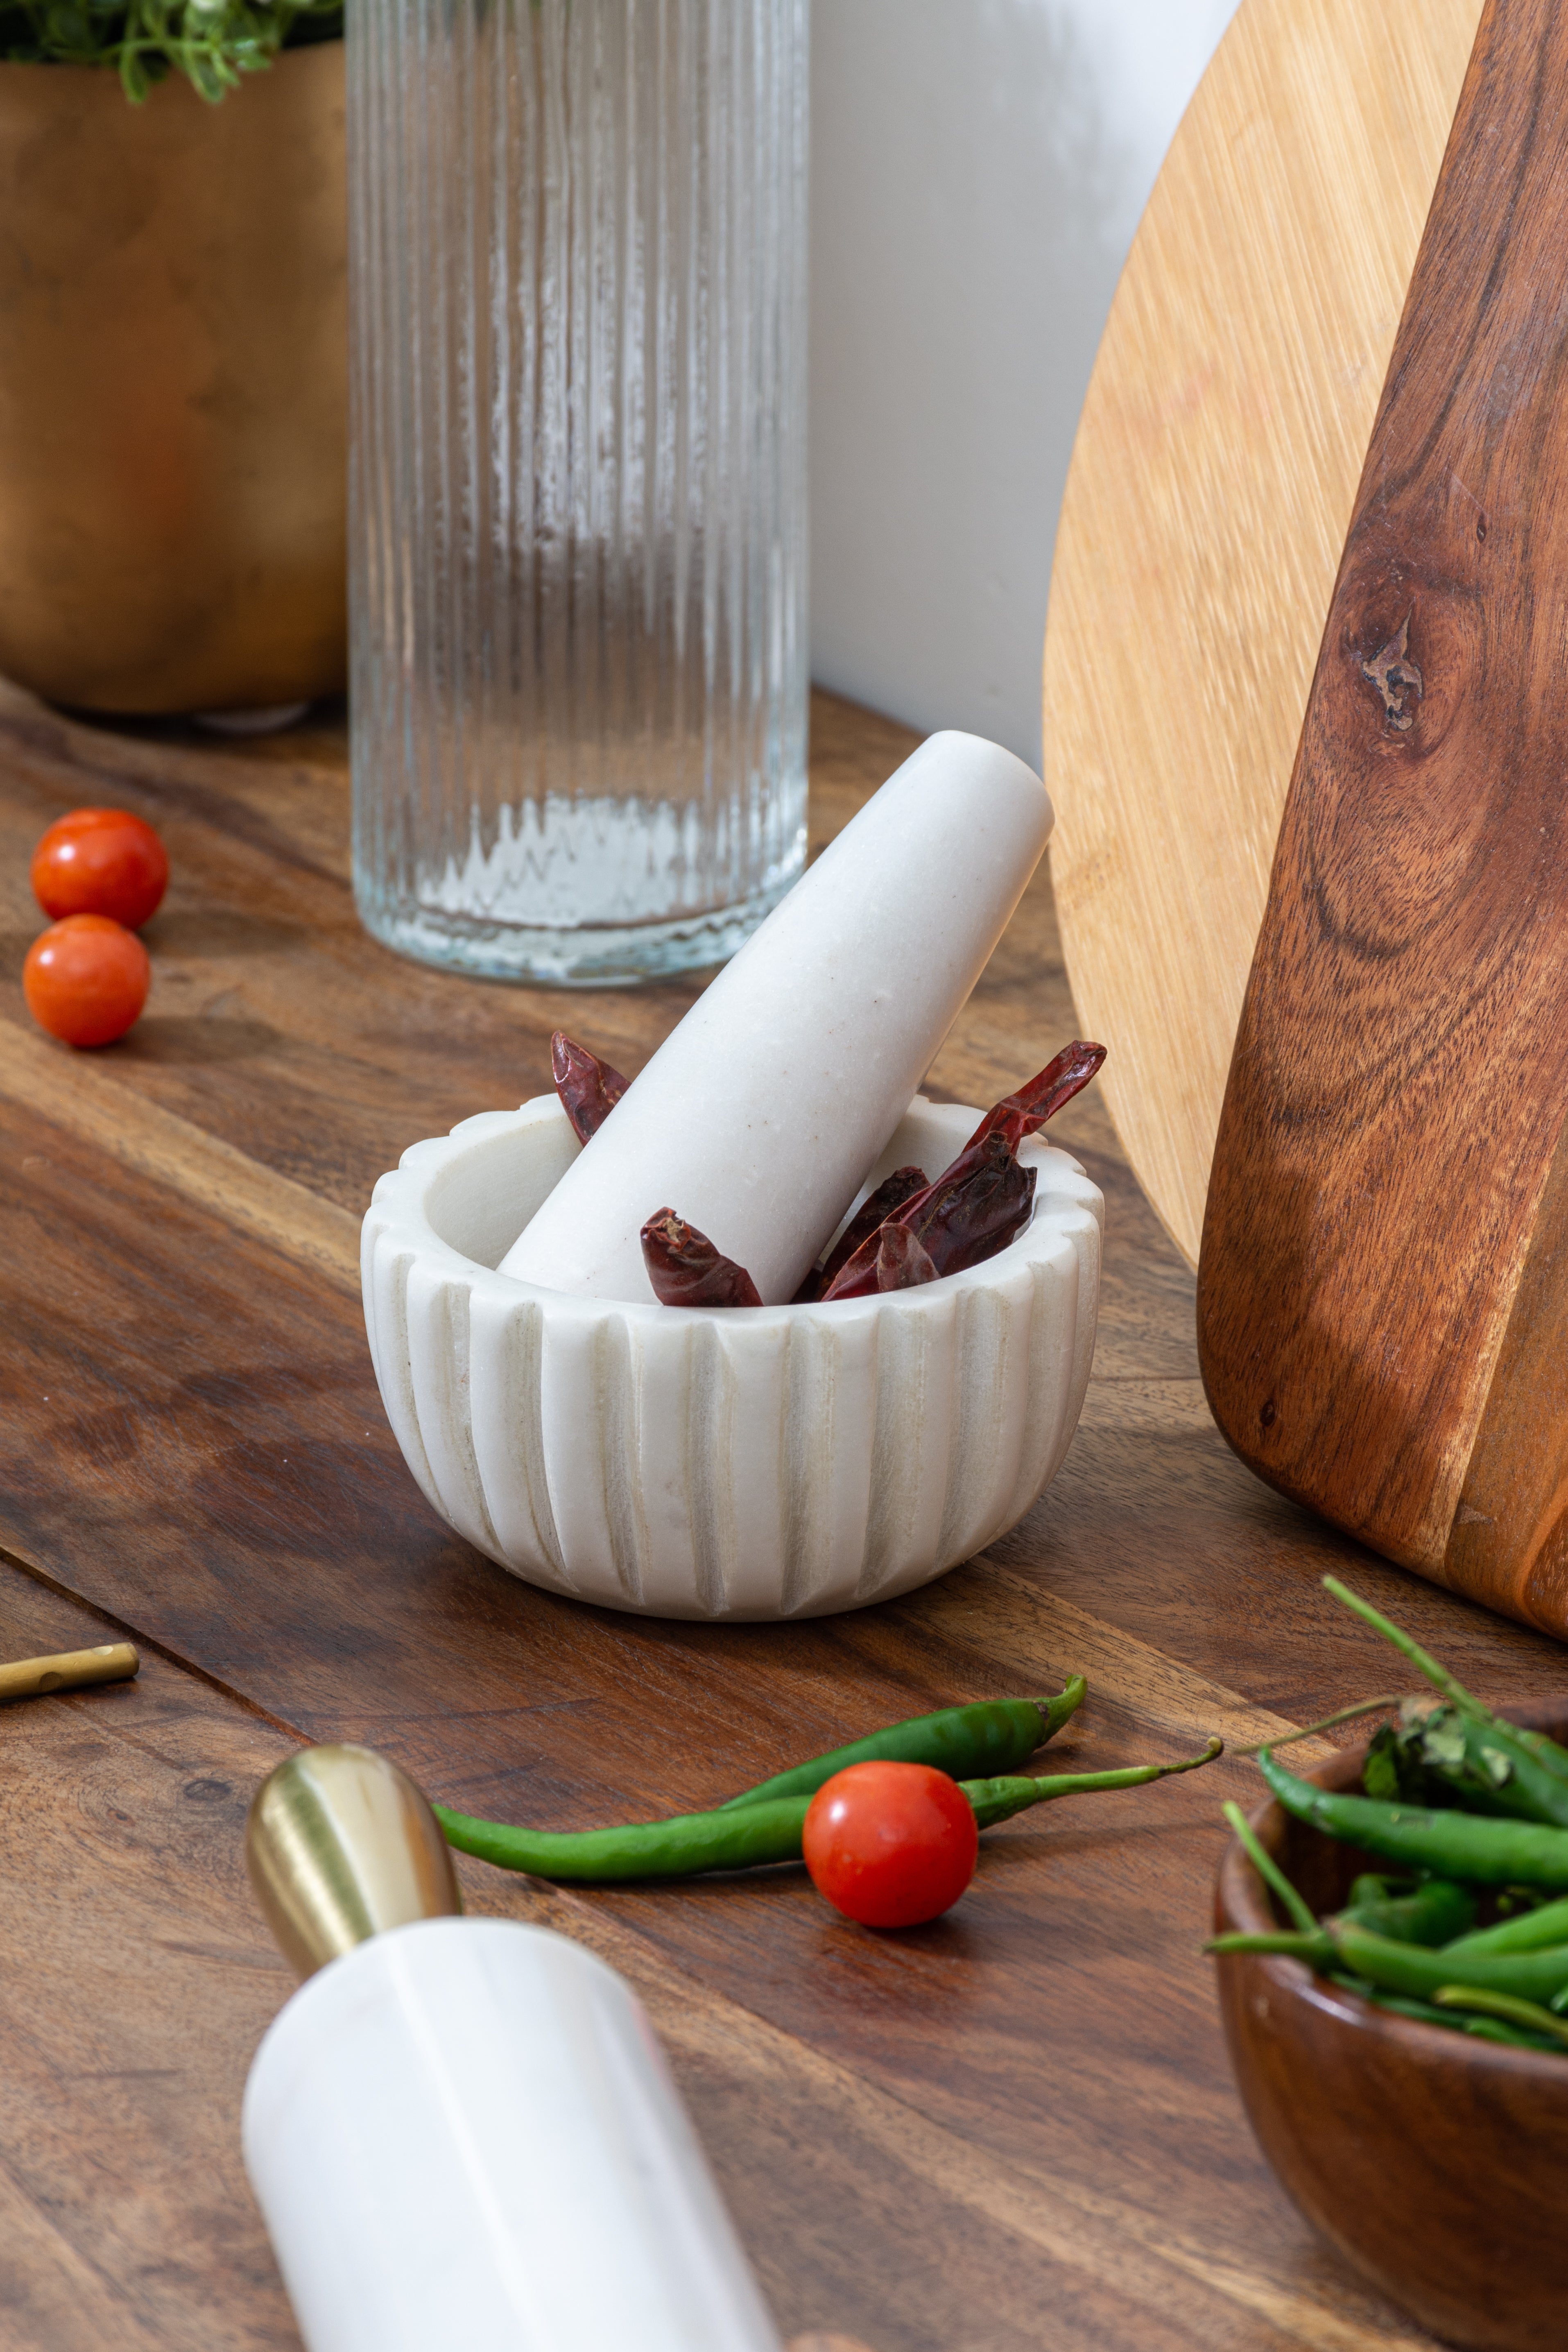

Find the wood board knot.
[{"left": 1358, "top": 611, "right": 1424, "bottom": 730}]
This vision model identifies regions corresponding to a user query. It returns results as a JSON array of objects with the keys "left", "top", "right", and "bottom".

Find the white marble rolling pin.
[
  {"left": 501, "top": 729, "right": 1053, "bottom": 1304},
  {"left": 244, "top": 1746, "right": 783, "bottom": 2352}
]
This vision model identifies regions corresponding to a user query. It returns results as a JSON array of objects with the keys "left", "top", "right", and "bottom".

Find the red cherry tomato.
[
  {"left": 31, "top": 806, "right": 169, "bottom": 929},
  {"left": 802, "top": 1760, "right": 979, "bottom": 1929},
  {"left": 23, "top": 915, "right": 151, "bottom": 1048}
]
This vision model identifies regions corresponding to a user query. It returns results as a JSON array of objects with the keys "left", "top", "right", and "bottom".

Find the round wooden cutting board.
[{"left": 1041, "top": 0, "right": 1482, "bottom": 1268}]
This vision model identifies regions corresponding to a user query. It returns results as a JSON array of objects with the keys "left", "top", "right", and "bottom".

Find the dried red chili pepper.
[
  {"left": 918, "top": 1135, "right": 1036, "bottom": 1270},
  {"left": 874, "top": 1223, "right": 939, "bottom": 1290},
  {"left": 824, "top": 1132, "right": 1037, "bottom": 1300},
  {"left": 793, "top": 1165, "right": 927, "bottom": 1303},
  {"left": 641, "top": 1210, "right": 763, "bottom": 1308},
  {"left": 552, "top": 1030, "right": 629, "bottom": 1145},
  {"left": 972, "top": 1038, "right": 1106, "bottom": 1152},
  {"left": 817, "top": 1038, "right": 1104, "bottom": 1304}
]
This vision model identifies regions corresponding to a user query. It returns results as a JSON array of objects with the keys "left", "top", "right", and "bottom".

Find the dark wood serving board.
[{"left": 1199, "top": 0, "right": 1568, "bottom": 1637}]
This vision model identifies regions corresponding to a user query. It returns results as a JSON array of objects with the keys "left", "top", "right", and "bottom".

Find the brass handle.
[{"left": 246, "top": 1744, "right": 462, "bottom": 1980}]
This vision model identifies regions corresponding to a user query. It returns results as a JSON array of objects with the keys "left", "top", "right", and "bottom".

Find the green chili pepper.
[
  {"left": 722, "top": 1682, "right": 1087, "bottom": 1811},
  {"left": 1483, "top": 1720, "right": 1568, "bottom": 1815},
  {"left": 1208, "top": 1917, "right": 1568, "bottom": 2007},
  {"left": 1222, "top": 1806, "right": 1472, "bottom": 1945},
  {"left": 1341, "top": 1981, "right": 1559, "bottom": 2051},
  {"left": 1256, "top": 1747, "right": 1568, "bottom": 1888},
  {"left": 435, "top": 1738, "right": 1222, "bottom": 1885},
  {"left": 434, "top": 1792, "right": 813, "bottom": 1883},
  {"left": 1504, "top": 1724, "right": 1568, "bottom": 1787},
  {"left": 962, "top": 1739, "right": 1222, "bottom": 1829},
  {"left": 1332, "top": 1878, "right": 1475, "bottom": 1946},
  {"left": 1431, "top": 1984, "right": 1568, "bottom": 2048},
  {"left": 1447, "top": 2017, "right": 1557, "bottom": 2048},
  {"left": 1441, "top": 1893, "right": 1568, "bottom": 1960}
]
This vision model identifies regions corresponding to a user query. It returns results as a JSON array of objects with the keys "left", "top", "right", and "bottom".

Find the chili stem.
[
  {"left": 1231, "top": 1695, "right": 1401, "bottom": 1759},
  {"left": 968, "top": 1738, "right": 1222, "bottom": 1829},
  {"left": 1223, "top": 1800, "right": 1317, "bottom": 1933},
  {"left": 1321, "top": 1577, "right": 1489, "bottom": 1720}
]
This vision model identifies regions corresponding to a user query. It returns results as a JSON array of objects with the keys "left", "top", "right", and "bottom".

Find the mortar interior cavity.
[{"left": 420, "top": 1095, "right": 1000, "bottom": 1281}]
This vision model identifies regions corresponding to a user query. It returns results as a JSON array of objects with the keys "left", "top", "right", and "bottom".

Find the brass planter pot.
[{"left": 0, "top": 45, "right": 346, "bottom": 715}]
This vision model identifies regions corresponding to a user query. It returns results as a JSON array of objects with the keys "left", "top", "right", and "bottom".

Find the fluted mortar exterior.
[{"left": 363, "top": 1096, "right": 1101, "bottom": 1619}]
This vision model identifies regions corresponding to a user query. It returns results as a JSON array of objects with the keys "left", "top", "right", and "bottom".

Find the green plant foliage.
[{"left": 0, "top": 0, "right": 343, "bottom": 102}]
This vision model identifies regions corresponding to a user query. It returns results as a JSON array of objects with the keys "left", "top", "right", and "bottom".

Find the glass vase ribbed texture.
[{"left": 348, "top": 0, "right": 808, "bottom": 986}]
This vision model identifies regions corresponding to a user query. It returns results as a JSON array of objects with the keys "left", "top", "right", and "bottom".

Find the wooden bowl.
[{"left": 1215, "top": 1702, "right": 1568, "bottom": 2352}]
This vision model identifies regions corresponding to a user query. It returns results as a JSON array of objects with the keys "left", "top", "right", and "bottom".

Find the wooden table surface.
[{"left": 1, "top": 679, "right": 1562, "bottom": 2352}]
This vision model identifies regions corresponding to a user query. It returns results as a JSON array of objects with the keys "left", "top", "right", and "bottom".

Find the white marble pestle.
[
  {"left": 500, "top": 730, "right": 1053, "bottom": 1304},
  {"left": 243, "top": 1746, "right": 783, "bottom": 2352}
]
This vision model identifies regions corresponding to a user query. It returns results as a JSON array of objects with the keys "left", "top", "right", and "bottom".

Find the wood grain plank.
[
  {"left": 0, "top": 1019, "right": 360, "bottom": 1294},
  {"left": 1, "top": 695, "right": 1558, "bottom": 1730},
  {"left": 0, "top": 680, "right": 1548, "bottom": 2351},
  {"left": 0, "top": 1091, "right": 1475, "bottom": 2351},
  {"left": 0, "top": 1557, "right": 1439, "bottom": 2352},
  {"left": 0, "top": 1575, "right": 301, "bottom": 2352},
  {"left": 0, "top": 1067, "right": 1334, "bottom": 1777},
  {"left": 901, "top": 1565, "right": 1332, "bottom": 1761},
  {"left": 0, "top": 1539, "right": 1449, "bottom": 2352},
  {"left": 0, "top": 2160, "right": 170, "bottom": 2352},
  {"left": 0, "top": 1107, "right": 1318, "bottom": 2330},
  {"left": 568, "top": 1888, "right": 1443, "bottom": 2352},
  {"left": 4, "top": 681, "right": 1558, "bottom": 1712}
]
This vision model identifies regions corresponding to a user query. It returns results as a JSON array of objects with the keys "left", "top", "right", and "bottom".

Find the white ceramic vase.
[{"left": 362, "top": 1094, "right": 1101, "bottom": 1619}]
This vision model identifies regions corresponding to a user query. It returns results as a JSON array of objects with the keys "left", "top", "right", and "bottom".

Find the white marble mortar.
[{"left": 362, "top": 1095, "right": 1102, "bottom": 1620}]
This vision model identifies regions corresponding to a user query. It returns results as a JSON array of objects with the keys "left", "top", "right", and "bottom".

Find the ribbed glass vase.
[{"left": 348, "top": 0, "right": 809, "bottom": 986}]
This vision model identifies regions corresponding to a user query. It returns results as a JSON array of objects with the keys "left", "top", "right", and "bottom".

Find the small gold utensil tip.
[
  {"left": 0, "top": 1641, "right": 138, "bottom": 1703},
  {"left": 246, "top": 1745, "right": 462, "bottom": 1981}
]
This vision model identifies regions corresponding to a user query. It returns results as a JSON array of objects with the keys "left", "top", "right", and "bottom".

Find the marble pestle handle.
[
  {"left": 242, "top": 1745, "right": 785, "bottom": 2352},
  {"left": 501, "top": 729, "right": 1053, "bottom": 1305}
]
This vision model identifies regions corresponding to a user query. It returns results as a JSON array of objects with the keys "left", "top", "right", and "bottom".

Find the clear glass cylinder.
[{"left": 347, "top": 0, "right": 809, "bottom": 987}]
